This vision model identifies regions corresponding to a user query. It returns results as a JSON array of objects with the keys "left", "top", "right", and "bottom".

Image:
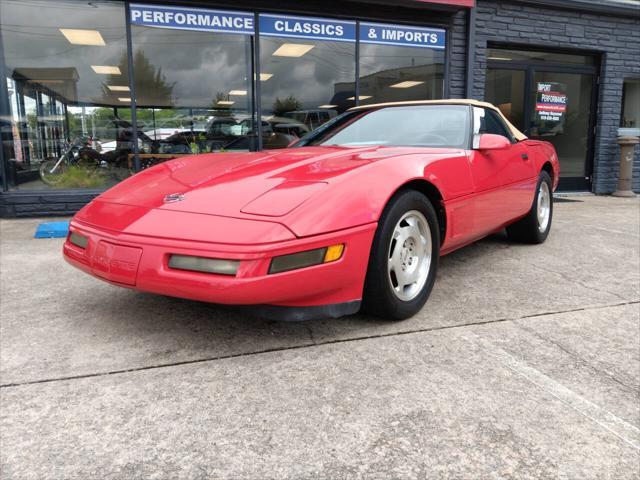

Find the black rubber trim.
[{"left": 236, "top": 300, "right": 361, "bottom": 321}]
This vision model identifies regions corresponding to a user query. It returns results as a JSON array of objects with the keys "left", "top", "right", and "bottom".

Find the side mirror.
[{"left": 476, "top": 133, "right": 511, "bottom": 151}]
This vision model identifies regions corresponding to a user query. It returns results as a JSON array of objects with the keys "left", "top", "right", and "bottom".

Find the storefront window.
[
  {"left": 358, "top": 22, "right": 445, "bottom": 105},
  {"left": 1, "top": 0, "right": 132, "bottom": 190},
  {"left": 129, "top": 4, "right": 255, "bottom": 165},
  {"left": 258, "top": 14, "right": 357, "bottom": 147},
  {"left": 621, "top": 78, "right": 640, "bottom": 132},
  {"left": 487, "top": 48, "right": 596, "bottom": 66},
  {"left": 0, "top": 3, "right": 450, "bottom": 192}
]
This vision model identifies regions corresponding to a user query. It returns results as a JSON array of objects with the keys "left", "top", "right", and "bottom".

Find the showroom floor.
[{"left": 1, "top": 195, "right": 639, "bottom": 479}]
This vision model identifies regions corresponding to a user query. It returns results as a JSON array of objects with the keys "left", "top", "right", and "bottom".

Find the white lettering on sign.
[
  {"left": 540, "top": 93, "right": 567, "bottom": 104},
  {"left": 382, "top": 29, "right": 438, "bottom": 44},
  {"left": 131, "top": 6, "right": 253, "bottom": 31},
  {"left": 273, "top": 20, "right": 344, "bottom": 37}
]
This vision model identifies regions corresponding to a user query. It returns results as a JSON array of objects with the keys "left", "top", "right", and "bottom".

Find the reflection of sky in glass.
[
  {"left": 359, "top": 43, "right": 444, "bottom": 104},
  {"left": 131, "top": 28, "right": 253, "bottom": 110},
  {"left": 260, "top": 37, "right": 356, "bottom": 114},
  {"left": 1, "top": 0, "right": 128, "bottom": 105}
]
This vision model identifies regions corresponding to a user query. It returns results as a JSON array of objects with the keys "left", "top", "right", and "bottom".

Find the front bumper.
[{"left": 63, "top": 217, "right": 376, "bottom": 310}]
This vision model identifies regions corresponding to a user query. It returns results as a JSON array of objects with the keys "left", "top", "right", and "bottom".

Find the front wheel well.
[
  {"left": 396, "top": 180, "right": 446, "bottom": 245},
  {"left": 542, "top": 161, "right": 554, "bottom": 183}
]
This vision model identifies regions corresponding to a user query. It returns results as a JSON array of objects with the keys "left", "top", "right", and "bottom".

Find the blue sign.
[
  {"left": 360, "top": 22, "right": 445, "bottom": 49},
  {"left": 260, "top": 14, "right": 356, "bottom": 43},
  {"left": 129, "top": 4, "right": 254, "bottom": 35}
]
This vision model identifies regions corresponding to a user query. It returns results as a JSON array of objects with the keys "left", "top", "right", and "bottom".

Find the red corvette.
[{"left": 64, "top": 100, "right": 559, "bottom": 320}]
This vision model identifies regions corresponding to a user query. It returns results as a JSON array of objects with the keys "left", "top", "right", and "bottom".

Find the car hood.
[{"left": 97, "top": 146, "right": 412, "bottom": 217}]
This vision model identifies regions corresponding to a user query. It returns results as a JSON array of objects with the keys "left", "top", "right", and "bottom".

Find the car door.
[{"left": 468, "top": 107, "right": 530, "bottom": 235}]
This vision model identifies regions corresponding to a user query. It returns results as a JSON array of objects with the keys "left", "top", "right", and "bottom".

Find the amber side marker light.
[
  {"left": 269, "top": 244, "right": 344, "bottom": 274},
  {"left": 69, "top": 232, "right": 88, "bottom": 249},
  {"left": 169, "top": 255, "right": 240, "bottom": 276}
]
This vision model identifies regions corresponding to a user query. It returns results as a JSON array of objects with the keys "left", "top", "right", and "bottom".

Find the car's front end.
[{"left": 63, "top": 199, "right": 375, "bottom": 320}]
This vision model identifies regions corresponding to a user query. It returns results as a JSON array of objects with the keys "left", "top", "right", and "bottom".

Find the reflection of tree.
[
  {"left": 99, "top": 50, "right": 175, "bottom": 107},
  {"left": 211, "top": 92, "right": 232, "bottom": 117},
  {"left": 272, "top": 95, "right": 301, "bottom": 116}
]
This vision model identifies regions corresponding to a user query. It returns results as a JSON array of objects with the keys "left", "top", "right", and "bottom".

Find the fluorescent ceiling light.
[
  {"left": 117, "top": 97, "right": 131, "bottom": 102},
  {"left": 259, "top": 73, "right": 273, "bottom": 81},
  {"left": 272, "top": 43, "right": 314, "bottom": 58},
  {"left": 318, "top": 104, "right": 337, "bottom": 109},
  {"left": 107, "top": 85, "right": 129, "bottom": 92},
  {"left": 217, "top": 101, "right": 235, "bottom": 106},
  {"left": 487, "top": 56, "right": 512, "bottom": 61},
  {"left": 60, "top": 29, "right": 105, "bottom": 46},
  {"left": 229, "top": 90, "right": 247, "bottom": 96},
  {"left": 26, "top": 80, "right": 64, "bottom": 84},
  {"left": 92, "top": 65, "right": 121, "bottom": 75},
  {"left": 390, "top": 80, "right": 425, "bottom": 89},
  {"left": 347, "top": 95, "right": 372, "bottom": 101}
]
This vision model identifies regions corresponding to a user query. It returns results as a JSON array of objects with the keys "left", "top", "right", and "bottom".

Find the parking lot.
[{"left": 1, "top": 194, "right": 639, "bottom": 479}]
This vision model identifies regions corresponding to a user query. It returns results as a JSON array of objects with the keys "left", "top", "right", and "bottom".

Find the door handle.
[{"left": 521, "top": 153, "right": 529, "bottom": 160}]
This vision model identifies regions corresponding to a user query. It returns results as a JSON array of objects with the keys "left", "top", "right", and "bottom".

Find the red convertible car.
[{"left": 63, "top": 100, "right": 559, "bottom": 321}]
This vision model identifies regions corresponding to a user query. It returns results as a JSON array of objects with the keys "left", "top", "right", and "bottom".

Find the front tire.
[
  {"left": 506, "top": 171, "right": 553, "bottom": 244},
  {"left": 362, "top": 190, "right": 440, "bottom": 320}
]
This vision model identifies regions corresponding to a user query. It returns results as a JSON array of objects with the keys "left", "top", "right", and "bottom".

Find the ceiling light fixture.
[
  {"left": 318, "top": 104, "right": 337, "bottom": 109},
  {"left": 229, "top": 90, "right": 247, "bottom": 96},
  {"left": 347, "top": 95, "right": 372, "bottom": 101},
  {"left": 390, "top": 80, "right": 425, "bottom": 89},
  {"left": 259, "top": 73, "right": 273, "bottom": 81},
  {"left": 117, "top": 97, "right": 131, "bottom": 102},
  {"left": 217, "top": 100, "right": 235, "bottom": 106},
  {"left": 107, "top": 85, "right": 129, "bottom": 92},
  {"left": 60, "top": 29, "right": 105, "bottom": 46},
  {"left": 272, "top": 43, "right": 314, "bottom": 58},
  {"left": 487, "top": 56, "right": 512, "bottom": 61},
  {"left": 92, "top": 65, "right": 121, "bottom": 75}
]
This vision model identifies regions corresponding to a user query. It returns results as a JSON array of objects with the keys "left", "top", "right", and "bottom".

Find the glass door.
[
  {"left": 486, "top": 48, "right": 598, "bottom": 191},
  {"left": 528, "top": 71, "right": 595, "bottom": 188},
  {"left": 485, "top": 68, "right": 526, "bottom": 132}
]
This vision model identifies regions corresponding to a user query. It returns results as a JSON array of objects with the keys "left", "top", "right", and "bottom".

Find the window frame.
[{"left": 472, "top": 106, "right": 516, "bottom": 147}]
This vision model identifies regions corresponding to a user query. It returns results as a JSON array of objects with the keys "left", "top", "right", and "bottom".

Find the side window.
[{"left": 482, "top": 109, "right": 514, "bottom": 142}]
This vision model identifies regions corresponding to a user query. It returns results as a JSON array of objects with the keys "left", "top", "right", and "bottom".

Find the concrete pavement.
[{"left": 1, "top": 194, "right": 639, "bottom": 479}]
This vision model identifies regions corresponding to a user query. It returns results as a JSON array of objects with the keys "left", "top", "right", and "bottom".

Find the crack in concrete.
[
  {"left": 514, "top": 322, "right": 640, "bottom": 395},
  {"left": 1, "top": 300, "right": 638, "bottom": 389},
  {"left": 527, "top": 261, "right": 633, "bottom": 303}
]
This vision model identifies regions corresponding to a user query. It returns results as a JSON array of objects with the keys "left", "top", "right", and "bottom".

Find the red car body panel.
[{"left": 64, "top": 131, "right": 559, "bottom": 313}]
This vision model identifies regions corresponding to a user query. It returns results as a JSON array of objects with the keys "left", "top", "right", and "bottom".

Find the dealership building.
[{"left": 0, "top": 0, "right": 638, "bottom": 216}]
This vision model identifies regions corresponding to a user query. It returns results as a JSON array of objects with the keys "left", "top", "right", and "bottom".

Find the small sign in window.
[{"left": 535, "top": 82, "right": 567, "bottom": 135}]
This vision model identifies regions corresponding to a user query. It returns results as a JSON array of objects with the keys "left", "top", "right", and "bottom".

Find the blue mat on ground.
[{"left": 34, "top": 221, "right": 70, "bottom": 239}]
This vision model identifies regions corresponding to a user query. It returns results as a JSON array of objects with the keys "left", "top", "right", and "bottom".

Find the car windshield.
[{"left": 305, "top": 105, "right": 470, "bottom": 149}]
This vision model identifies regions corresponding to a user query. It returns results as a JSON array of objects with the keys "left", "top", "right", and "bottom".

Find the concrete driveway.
[{"left": 1, "top": 195, "right": 639, "bottom": 479}]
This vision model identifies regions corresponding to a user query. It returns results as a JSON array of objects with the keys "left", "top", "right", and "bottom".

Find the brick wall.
[
  {"left": 472, "top": 0, "right": 640, "bottom": 193},
  {"left": 448, "top": 9, "right": 468, "bottom": 99}
]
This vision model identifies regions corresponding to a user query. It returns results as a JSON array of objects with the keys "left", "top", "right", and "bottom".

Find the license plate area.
[{"left": 91, "top": 241, "right": 142, "bottom": 286}]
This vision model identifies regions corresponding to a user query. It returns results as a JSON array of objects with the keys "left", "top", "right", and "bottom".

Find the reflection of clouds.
[
  {"left": 133, "top": 29, "right": 252, "bottom": 109},
  {"left": 359, "top": 44, "right": 443, "bottom": 76},
  {"left": 2, "top": 0, "right": 128, "bottom": 104},
  {"left": 260, "top": 38, "right": 356, "bottom": 112}
]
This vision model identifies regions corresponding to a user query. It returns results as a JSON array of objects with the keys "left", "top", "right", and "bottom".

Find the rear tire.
[
  {"left": 362, "top": 190, "right": 440, "bottom": 320},
  {"left": 506, "top": 171, "right": 553, "bottom": 244}
]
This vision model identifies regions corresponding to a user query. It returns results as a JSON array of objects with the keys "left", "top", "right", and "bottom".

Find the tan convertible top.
[{"left": 348, "top": 99, "right": 527, "bottom": 142}]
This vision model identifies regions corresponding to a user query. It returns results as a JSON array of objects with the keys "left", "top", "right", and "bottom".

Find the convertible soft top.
[{"left": 348, "top": 99, "right": 528, "bottom": 142}]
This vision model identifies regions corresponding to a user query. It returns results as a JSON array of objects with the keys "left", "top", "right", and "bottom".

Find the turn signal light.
[
  {"left": 269, "top": 244, "right": 344, "bottom": 274},
  {"left": 169, "top": 255, "right": 239, "bottom": 276},
  {"left": 69, "top": 232, "right": 88, "bottom": 249}
]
